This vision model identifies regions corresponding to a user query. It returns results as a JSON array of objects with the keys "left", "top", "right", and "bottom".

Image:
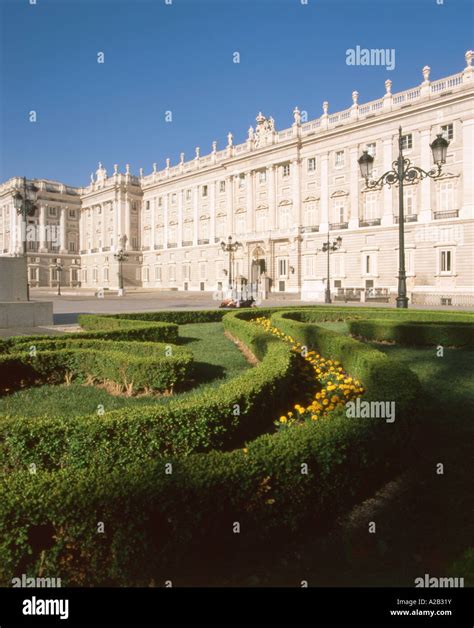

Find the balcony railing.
[
  {"left": 167, "top": 242, "right": 178, "bottom": 248},
  {"left": 182, "top": 241, "right": 193, "bottom": 247},
  {"left": 434, "top": 210, "right": 459, "bottom": 220},
  {"left": 329, "top": 222, "right": 349, "bottom": 230},
  {"left": 198, "top": 238, "right": 210, "bottom": 245},
  {"left": 359, "top": 218, "right": 381, "bottom": 227},
  {"left": 393, "top": 214, "right": 418, "bottom": 224},
  {"left": 301, "top": 225, "right": 320, "bottom": 233},
  {"left": 102, "top": 246, "right": 110, "bottom": 251},
  {"left": 90, "top": 247, "right": 99, "bottom": 253},
  {"left": 154, "top": 244, "right": 163, "bottom": 250}
]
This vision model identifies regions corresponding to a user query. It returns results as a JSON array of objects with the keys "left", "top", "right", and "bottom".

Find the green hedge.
[
  {"left": 348, "top": 318, "right": 474, "bottom": 348},
  {"left": 0, "top": 307, "right": 424, "bottom": 585},
  {"left": 270, "top": 310, "right": 422, "bottom": 416},
  {"left": 0, "top": 338, "right": 193, "bottom": 395},
  {"left": 77, "top": 314, "right": 178, "bottom": 342},
  {"left": 0, "top": 311, "right": 306, "bottom": 471}
]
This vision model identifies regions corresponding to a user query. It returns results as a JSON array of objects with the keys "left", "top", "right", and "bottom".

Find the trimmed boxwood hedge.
[
  {"left": 0, "top": 307, "right": 426, "bottom": 585},
  {"left": 0, "top": 338, "right": 193, "bottom": 395},
  {"left": 0, "top": 311, "right": 306, "bottom": 471},
  {"left": 348, "top": 318, "right": 474, "bottom": 348}
]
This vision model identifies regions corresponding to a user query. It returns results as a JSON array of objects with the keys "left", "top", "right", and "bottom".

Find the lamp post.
[
  {"left": 12, "top": 177, "right": 39, "bottom": 301},
  {"left": 358, "top": 126, "right": 449, "bottom": 308},
  {"left": 55, "top": 261, "right": 63, "bottom": 296},
  {"left": 114, "top": 248, "right": 128, "bottom": 296},
  {"left": 320, "top": 234, "right": 342, "bottom": 304},
  {"left": 221, "top": 235, "right": 242, "bottom": 291}
]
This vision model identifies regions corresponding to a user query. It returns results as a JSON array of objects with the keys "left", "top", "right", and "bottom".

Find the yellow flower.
[{"left": 279, "top": 416, "right": 287, "bottom": 423}]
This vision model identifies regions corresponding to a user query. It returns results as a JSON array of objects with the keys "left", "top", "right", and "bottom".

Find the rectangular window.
[
  {"left": 405, "top": 249, "right": 414, "bottom": 275},
  {"left": 404, "top": 188, "right": 416, "bottom": 215},
  {"left": 199, "top": 263, "right": 206, "bottom": 280},
  {"left": 219, "top": 181, "right": 226, "bottom": 193},
  {"left": 439, "top": 182, "right": 454, "bottom": 212},
  {"left": 304, "top": 202, "right": 317, "bottom": 226},
  {"left": 186, "top": 189, "right": 192, "bottom": 201},
  {"left": 307, "top": 158, "right": 316, "bottom": 172},
  {"left": 364, "top": 192, "right": 377, "bottom": 220},
  {"left": 333, "top": 198, "right": 345, "bottom": 223},
  {"left": 103, "top": 267, "right": 109, "bottom": 282},
  {"left": 259, "top": 170, "right": 267, "bottom": 184},
  {"left": 441, "top": 123, "right": 453, "bottom": 141},
  {"left": 169, "top": 265, "right": 176, "bottom": 281},
  {"left": 235, "top": 213, "right": 246, "bottom": 234},
  {"left": 68, "top": 241, "right": 76, "bottom": 252},
  {"left": 155, "top": 266, "right": 162, "bottom": 281},
  {"left": 202, "top": 185, "right": 208, "bottom": 198},
  {"left": 282, "top": 164, "right": 290, "bottom": 178},
  {"left": 277, "top": 258, "right": 288, "bottom": 277},
  {"left": 401, "top": 134, "right": 413, "bottom": 150},
  {"left": 171, "top": 193, "right": 177, "bottom": 204},
  {"left": 367, "top": 143, "right": 376, "bottom": 157},
  {"left": 143, "top": 267, "right": 149, "bottom": 282},
  {"left": 238, "top": 174, "right": 245, "bottom": 189},
  {"left": 146, "top": 200, "right": 150, "bottom": 210},
  {"left": 335, "top": 151, "right": 345, "bottom": 167},
  {"left": 48, "top": 207, "right": 57, "bottom": 217},
  {"left": 158, "top": 197, "right": 163, "bottom": 207},
  {"left": 440, "top": 249, "right": 452, "bottom": 273},
  {"left": 68, "top": 209, "right": 76, "bottom": 219},
  {"left": 71, "top": 269, "right": 78, "bottom": 282},
  {"left": 365, "top": 254, "right": 371, "bottom": 274},
  {"left": 304, "top": 255, "right": 315, "bottom": 277}
]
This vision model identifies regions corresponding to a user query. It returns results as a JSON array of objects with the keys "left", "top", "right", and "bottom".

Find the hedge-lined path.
[{"left": 0, "top": 322, "right": 251, "bottom": 419}]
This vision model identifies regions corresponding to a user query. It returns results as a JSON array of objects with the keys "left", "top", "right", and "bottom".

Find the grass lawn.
[{"left": 0, "top": 322, "right": 250, "bottom": 419}]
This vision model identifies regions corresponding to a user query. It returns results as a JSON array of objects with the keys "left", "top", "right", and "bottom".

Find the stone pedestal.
[{"left": 0, "top": 257, "right": 53, "bottom": 328}]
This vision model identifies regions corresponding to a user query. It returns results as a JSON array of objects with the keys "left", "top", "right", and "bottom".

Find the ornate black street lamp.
[
  {"left": 55, "top": 261, "right": 63, "bottom": 296},
  {"left": 114, "top": 248, "right": 128, "bottom": 294},
  {"left": 221, "top": 235, "right": 241, "bottom": 290},
  {"left": 12, "top": 177, "right": 39, "bottom": 301},
  {"left": 319, "top": 234, "right": 342, "bottom": 304},
  {"left": 358, "top": 126, "right": 449, "bottom": 308}
]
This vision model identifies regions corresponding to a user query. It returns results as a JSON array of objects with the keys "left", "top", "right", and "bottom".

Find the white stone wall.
[{"left": 0, "top": 51, "right": 473, "bottom": 303}]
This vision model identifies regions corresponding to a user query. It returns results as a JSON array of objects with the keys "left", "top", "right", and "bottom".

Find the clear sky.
[{"left": 0, "top": 0, "right": 472, "bottom": 187}]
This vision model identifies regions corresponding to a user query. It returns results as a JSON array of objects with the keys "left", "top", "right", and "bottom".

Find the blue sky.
[{"left": 0, "top": 0, "right": 472, "bottom": 186}]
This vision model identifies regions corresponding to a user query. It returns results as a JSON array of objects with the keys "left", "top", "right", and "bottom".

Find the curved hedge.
[
  {"left": 0, "top": 338, "right": 193, "bottom": 395},
  {"left": 0, "top": 311, "right": 306, "bottom": 471},
  {"left": 349, "top": 318, "right": 474, "bottom": 348},
  {"left": 0, "top": 306, "right": 433, "bottom": 586}
]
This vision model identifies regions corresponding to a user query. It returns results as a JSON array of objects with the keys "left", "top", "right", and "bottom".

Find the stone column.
[
  {"left": 177, "top": 190, "right": 183, "bottom": 246},
  {"left": 38, "top": 204, "right": 47, "bottom": 252},
  {"left": 246, "top": 171, "right": 254, "bottom": 233},
  {"left": 348, "top": 147, "right": 359, "bottom": 229},
  {"left": 163, "top": 193, "right": 169, "bottom": 249},
  {"left": 269, "top": 164, "right": 277, "bottom": 231},
  {"left": 124, "top": 198, "right": 131, "bottom": 250},
  {"left": 292, "top": 158, "right": 301, "bottom": 226},
  {"left": 79, "top": 208, "right": 84, "bottom": 252},
  {"left": 193, "top": 187, "right": 198, "bottom": 245},
  {"left": 319, "top": 154, "right": 329, "bottom": 232},
  {"left": 60, "top": 206, "right": 67, "bottom": 253},
  {"left": 419, "top": 128, "right": 433, "bottom": 223},
  {"left": 226, "top": 175, "right": 233, "bottom": 236},
  {"left": 210, "top": 181, "right": 216, "bottom": 243},
  {"left": 381, "top": 137, "right": 393, "bottom": 226},
  {"left": 151, "top": 195, "right": 156, "bottom": 250},
  {"left": 461, "top": 118, "right": 474, "bottom": 219}
]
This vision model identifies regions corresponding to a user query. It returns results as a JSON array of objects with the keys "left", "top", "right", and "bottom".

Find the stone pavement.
[{"left": 0, "top": 289, "right": 470, "bottom": 336}]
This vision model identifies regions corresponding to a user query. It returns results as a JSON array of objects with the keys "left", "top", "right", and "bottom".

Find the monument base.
[{"left": 0, "top": 301, "right": 53, "bottom": 328}]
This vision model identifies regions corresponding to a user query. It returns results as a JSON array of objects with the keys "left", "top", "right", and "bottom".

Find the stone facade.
[{"left": 1, "top": 51, "right": 473, "bottom": 305}]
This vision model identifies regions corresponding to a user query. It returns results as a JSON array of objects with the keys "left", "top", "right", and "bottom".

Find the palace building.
[{"left": 1, "top": 50, "right": 473, "bottom": 305}]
